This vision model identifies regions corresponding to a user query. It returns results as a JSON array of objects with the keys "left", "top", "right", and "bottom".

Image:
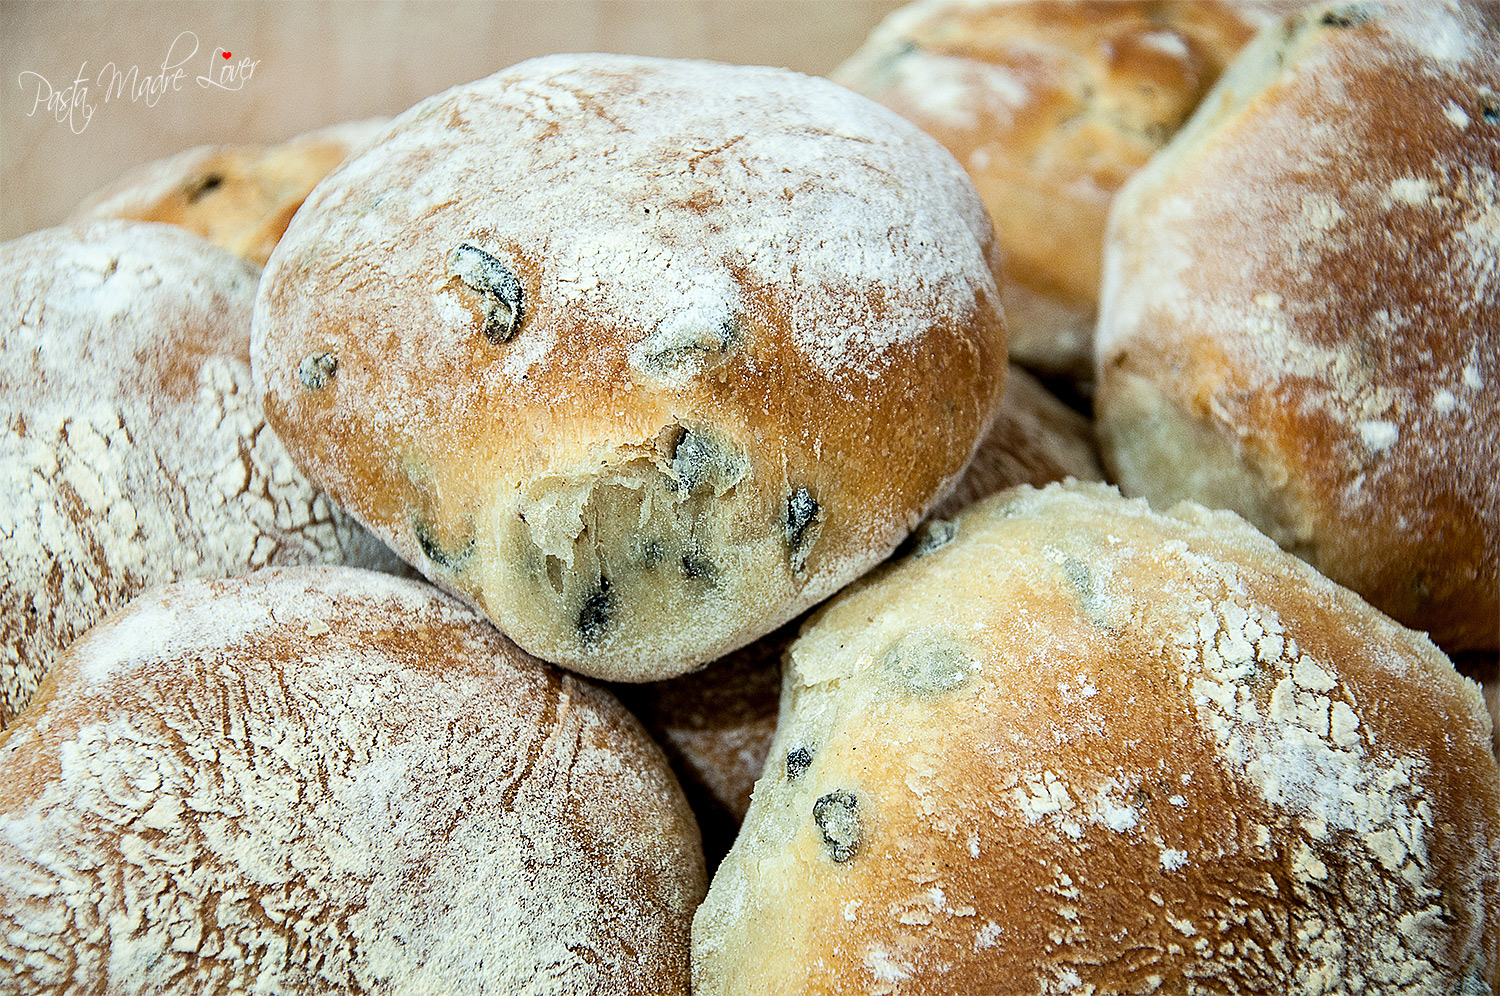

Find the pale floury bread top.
[
  {"left": 1095, "top": 0, "right": 1500, "bottom": 651},
  {"left": 0, "top": 567, "right": 706, "bottom": 995},
  {"left": 0, "top": 221, "right": 399, "bottom": 730},
  {"left": 694, "top": 482, "right": 1499, "bottom": 995},
  {"left": 252, "top": 53, "right": 1009, "bottom": 681}
]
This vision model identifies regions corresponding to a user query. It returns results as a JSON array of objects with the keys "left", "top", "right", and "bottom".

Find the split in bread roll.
[
  {"left": 0, "top": 567, "right": 705, "bottom": 994},
  {"left": 695, "top": 482, "right": 1499, "bottom": 995},
  {"left": 252, "top": 54, "right": 1008, "bottom": 681},
  {"left": 832, "top": 0, "right": 1263, "bottom": 381},
  {"left": 0, "top": 221, "right": 401, "bottom": 730},
  {"left": 71, "top": 118, "right": 389, "bottom": 266},
  {"left": 1095, "top": 0, "right": 1500, "bottom": 652}
]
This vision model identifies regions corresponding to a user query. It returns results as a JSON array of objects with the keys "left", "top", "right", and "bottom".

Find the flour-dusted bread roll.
[
  {"left": 72, "top": 118, "right": 389, "bottom": 265},
  {"left": 832, "top": 0, "right": 1262, "bottom": 380},
  {"left": 1096, "top": 0, "right": 1500, "bottom": 652},
  {"left": 0, "top": 221, "right": 400, "bottom": 729},
  {"left": 0, "top": 567, "right": 706, "bottom": 995},
  {"left": 695, "top": 483, "right": 1500, "bottom": 995},
  {"left": 253, "top": 54, "right": 1008, "bottom": 681}
]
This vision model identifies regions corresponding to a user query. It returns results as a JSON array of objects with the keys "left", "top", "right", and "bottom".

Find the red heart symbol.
[{"left": 222, "top": 51, "right": 232, "bottom": 59}]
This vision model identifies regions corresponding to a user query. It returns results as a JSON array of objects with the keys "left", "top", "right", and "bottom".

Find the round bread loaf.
[
  {"left": 0, "top": 567, "right": 705, "bottom": 995},
  {"left": 71, "top": 118, "right": 388, "bottom": 265},
  {"left": 252, "top": 53, "right": 1008, "bottom": 681},
  {"left": 1095, "top": 0, "right": 1500, "bottom": 652},
  {"left": 832, "top": 0, "right": 1262, "bottom": 380},
  {"left": 694, "top": 482, "right": 1500, "bottom": 995},
  {"left": 0, "top": 221, "right": 400, "bottom": 730}
]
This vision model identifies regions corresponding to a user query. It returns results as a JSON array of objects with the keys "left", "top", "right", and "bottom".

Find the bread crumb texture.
[
  {"left": 1095, "top": 0, "right": 1500, "bottom": 649},
  {"left": 0, "top": 222, "right": 399, "bottom": 729},
  {"left": 694, "top": 482, "right": 1500, "bottom": 995},
  {"left": 0, "top": 567, "right": 705, "bottom": 994}
]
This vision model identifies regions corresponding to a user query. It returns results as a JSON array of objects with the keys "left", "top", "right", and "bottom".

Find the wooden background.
[{"left": 1, "top": 0, "right": 906, "bottom": 241}]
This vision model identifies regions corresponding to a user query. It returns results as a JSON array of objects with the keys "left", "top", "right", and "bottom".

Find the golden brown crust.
[
  {"left": 0, "top": 567, "right": 705, "bottom": 994},
  {"left": 694, "top": 483, "right": 1500, "bottom": 995},
  {"left": 71, "top": 119, "right": 388, "bottom": 265},
  {"left": 252, "top": 54, "right": 1007, "bottom": 681},
  {"left": 833, "top": 0, "right": 1259, "bottom": 377},
  {"left": 1096, "top": 0, "right": 1500, "bottom": 651}
]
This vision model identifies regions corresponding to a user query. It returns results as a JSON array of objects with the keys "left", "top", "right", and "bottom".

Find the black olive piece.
[
  {"left": 1481, "top": 90, "right": 1500, "bottom": 124},
  {"left": 1318, "top": 4, "right": 1373, "bottom": 28},
  {"left": 671, "top": 429, "right": 716, "bottom": 493},
  {"left": 412, "top": 515, "right": 473, "bottom": 570},
  {"left": 681, "top": 552, "right": 715, "bottom": 581},
  {"left": 882, "top": 633, "right": 972, "bottom": 695},
  {"left": 577, "top": 578, "right": 614, "bottom": 645},
  {"left": 908, "top": 519, "right": 957, "bottom": 558},
  {"left": 785, "top": 746, "right": 812, "bottom": 781},
  {"left": 186, "top": 172, "right": 224, "bottom": 202},
  {"left": 297, "top": 352, "right": 338, "bottom": 391},
  {"left": 785, "top": 487, "right": 820, "bottom": 552},
  {"left": 813, "top": 790, "right": 861, "bottom": 863},
  {"left": 449, "top": 242, "right": 525, "bottom": 343},
  {"left": 669, "top": 428, "right": 747, "bottom": 495},
  {"left": 639, "top": 313, "right": 739, "bottom": 375}
]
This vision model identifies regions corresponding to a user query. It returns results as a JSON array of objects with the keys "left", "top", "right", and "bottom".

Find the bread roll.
[
  {"left": 695, "top": 482, "right": 1499, "bottom": 995},
  {"left": 0, "top": 221, "right": 400, "bottom": 729},
  {"left": 71, "top": 118, "right": 388, "bottom": 265},
  {"left": 832, "top": 0, "right": 1261, "bottom": 380},
  {"left": 252, "top": 54, "right": 1008, "bottom": 681},
  {"left": 1095, "top": 0, "right": 1500, "bottom": 652},
  {"left": 0, "top": 567, "right": 705, "bottom": 994}
]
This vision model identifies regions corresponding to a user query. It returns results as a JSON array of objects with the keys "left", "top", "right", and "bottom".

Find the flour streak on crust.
[
  {"left": 0, "top": 222, "right": 399, "bottom": 727},
  {"left": 0, "top": 568, "right": 704, "bottom": 994}
]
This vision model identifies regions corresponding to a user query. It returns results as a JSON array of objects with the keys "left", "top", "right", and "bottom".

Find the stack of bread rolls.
[{"left": 1, "top": 1, "right": 1495, "bottom": 992}]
